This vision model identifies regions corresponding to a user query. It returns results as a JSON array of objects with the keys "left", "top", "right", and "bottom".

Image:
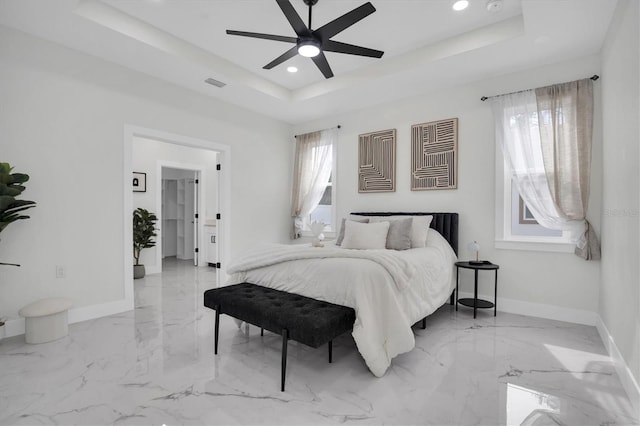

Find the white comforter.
[{"left": 226, "top": 231, "right": 457, "bottom": 377}]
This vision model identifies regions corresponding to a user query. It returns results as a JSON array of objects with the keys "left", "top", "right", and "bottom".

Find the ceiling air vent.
[{"left": 204, "top": 78, "right": 226, "bottom": 88}]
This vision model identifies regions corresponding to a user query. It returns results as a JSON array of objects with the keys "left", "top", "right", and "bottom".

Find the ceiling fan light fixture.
[
  {"left": 298, "top": 40, "right": 321, "bottom": 58},
  {"left": 226, "top": 0, "right": 383, "bottom": 79}
]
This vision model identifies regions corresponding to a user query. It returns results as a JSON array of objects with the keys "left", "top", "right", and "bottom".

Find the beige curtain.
[
  {"left": 290, "top": 129, "right": 334, "bottom": 239},
  {"left": 535, "top": 78, "right": 600, "bottom": 259}
]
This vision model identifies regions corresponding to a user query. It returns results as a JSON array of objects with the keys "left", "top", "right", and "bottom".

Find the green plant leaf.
[
  {"left": 3, "top": 200, "right": 36, "bottom": 212},
  {"left": 132, "top": 207, "right": 158, "bottom": 263},
  {"left": 0, "top": 186, "right": 21, "bottom": 197},
  {"left": 0, "top": 163, "right": 36, "bottom": 235},
  {"left": 10, "top": 173, "right": 29, "bottom": 184},
  {"left": 0, "top": 195, "right": 14, "bottom": 210}
]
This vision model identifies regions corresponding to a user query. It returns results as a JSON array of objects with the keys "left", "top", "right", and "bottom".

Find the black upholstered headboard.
[{"left": 350, "top": 212, "right": 459, "bottom": 255}]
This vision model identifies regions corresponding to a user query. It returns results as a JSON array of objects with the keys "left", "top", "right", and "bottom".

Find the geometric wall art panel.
[
  {"left": 411, "top": 117, "right": 458, "bottom": 190},
  {"left": 358, "top": 129, "right": 396, "bottom": 193}
]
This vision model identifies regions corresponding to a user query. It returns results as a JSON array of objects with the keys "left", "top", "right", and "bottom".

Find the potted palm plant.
[
  {"left": 0, "top": 162, "right": 37, "bottom": 338},
  {"left": 133, "top": 207, "right": 157, "bottom": 279}
]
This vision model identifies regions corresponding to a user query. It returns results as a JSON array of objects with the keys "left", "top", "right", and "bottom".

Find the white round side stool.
[{"left": 19, "top": 298, "right": 72, "bottom": 344}]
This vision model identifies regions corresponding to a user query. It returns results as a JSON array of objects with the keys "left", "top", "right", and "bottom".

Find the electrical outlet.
[{"left": 55, "top": 265, "right": 65, "bottom": 279}]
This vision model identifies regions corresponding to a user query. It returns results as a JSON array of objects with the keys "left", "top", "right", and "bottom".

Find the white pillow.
[
  {"left": 335, "top": 217, "right": 369, "bottom": 246},
  {"left": 367, "top": 215, "right": 433, "bottom": 248},
  {"left": 341, "top": 220, "right": 390, "bottom": 250},
  {"left": 407, "top": 215, "right": 432, "bottom": 248}
]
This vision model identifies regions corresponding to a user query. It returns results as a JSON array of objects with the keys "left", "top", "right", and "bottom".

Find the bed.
[{"left": 226, "top": 212, "right": 459, "bottom": 377}]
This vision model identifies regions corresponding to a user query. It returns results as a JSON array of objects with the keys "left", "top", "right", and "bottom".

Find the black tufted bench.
[{"left": 203, "top": 282, "right": 356, "bottom": 391}]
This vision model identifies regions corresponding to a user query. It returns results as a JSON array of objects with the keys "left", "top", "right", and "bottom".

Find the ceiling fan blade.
[
  {"left": 315, "top": 2, "right": 376, "bottom": 40},
  {"left": 312, "top": 52, "right": 334, "bottom": 79},
  {"left": 226, "top": 30, "right": 297, "bottom": 44},
  {"left": 275, "top": 0, "right": 310, "bottom": 37},
  {"left": 323, "top": 40, "right": 384, "bottom": 58},
  {"left": 263, "top": 46, "right": 299, "bottom": 69}
]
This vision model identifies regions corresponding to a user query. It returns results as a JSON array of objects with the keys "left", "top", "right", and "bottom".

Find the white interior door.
[
  {"left": 184, "top": 178, "right": 195, "bottom": 262},
  {"left": 161, "top": 178, "right": 178, "bottom": 258},
  {"left": 193, "top": 172, "right": 200, "bottom": 267}
]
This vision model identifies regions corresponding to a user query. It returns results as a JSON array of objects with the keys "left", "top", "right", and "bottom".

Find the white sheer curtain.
[
  {"left": 492, "top": 78, "right": 600, "bottom": 259},
  {"left": 290, "top": 128, "right": 336, "bottom": 239}
]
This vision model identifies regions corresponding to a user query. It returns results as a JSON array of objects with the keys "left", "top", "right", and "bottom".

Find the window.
[
  {"left": 502, "top": 113, "right": 560, "bottom": 238},
  {"left": 308, "top": 174, "right": 334, "bottom": 232},
  {"left": 496, "top": 156, "right": 573, "bottom": 252},
  {"left": 291, "top": 128, "right": 337, "bottom": 238},
  {"left": 492, "top": 78, "right": 598, "bottom": 258},
  {"left": 493, "top": 96, "right": 573, "bottom": 252}
]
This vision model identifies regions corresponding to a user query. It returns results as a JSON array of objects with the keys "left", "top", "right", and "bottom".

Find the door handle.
[{"left": 212, "top": 236, "right": 216, "bottom": 244}]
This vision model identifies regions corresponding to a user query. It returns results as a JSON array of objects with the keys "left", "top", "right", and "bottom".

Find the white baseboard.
[
  {"left": 4, "top": 317, "right": 25, "bottom": 337},
  {"left": 596, "top": 316, "right": 640, "bottom": 418},
  {"left": 457, "top": 291, "right": 598, "bottom": 325},
  {"left": 3, "top": 297, "right": 134, "bottom": 339},
  {"left": 67, "top": 298, "right": 134, "bottom": 323}
]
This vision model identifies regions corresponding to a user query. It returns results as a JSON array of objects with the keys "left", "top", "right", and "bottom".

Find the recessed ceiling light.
[
  {"left": 452, "top": 0, "right": 469, "bottom": 11},
  {"left": 287, "top": 66, "right": 298, "bottom": 73}
]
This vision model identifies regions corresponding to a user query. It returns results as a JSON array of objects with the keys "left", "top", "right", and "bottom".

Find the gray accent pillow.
[
  {"left": 384, "top": 217, "right": 413, "bottom": 250},
  {"left": 336, "top": 217, "right": 369, "bottom": 246}
]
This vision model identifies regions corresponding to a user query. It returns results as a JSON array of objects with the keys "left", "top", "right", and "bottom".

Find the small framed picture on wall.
[{"left": 132, "top": 172, "right": 146, "bottom": 192}]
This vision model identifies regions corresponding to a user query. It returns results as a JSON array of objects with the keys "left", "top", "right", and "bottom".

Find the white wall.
[
  {"left": 0, "top": 27, "right": 291, "bottom": 330},
  {"left": 132, "top": 137, "right": 218, "bottom": 271},
  {"left": 293, "top": 54, "right": 603, "bottom": 323},
  {"left": 600, "top": 0, "right": 640, "bottom": 399}
]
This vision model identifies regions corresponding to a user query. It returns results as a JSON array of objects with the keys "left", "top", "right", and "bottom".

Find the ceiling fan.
[{"left": 226, "top": 0, "right": 384, "bottom": 79}]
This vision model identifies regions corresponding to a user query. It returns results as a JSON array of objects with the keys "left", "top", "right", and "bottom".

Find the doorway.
[
  {"left": 161, "top": 167, "right": 199, "bottom": 266},
  {"left": 124, "top": 126, "right": 230, "bottom": 300},
  {"left": 152, "top": 158, "right": 212, "bottom": 274}
]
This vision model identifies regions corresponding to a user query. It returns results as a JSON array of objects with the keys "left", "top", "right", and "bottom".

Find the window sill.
[
  {"left": 495, "top": 239, "right": 575, "bottom": 253},
  {"left": 300, "top": 231, "right": 336, "bottom": 239}
]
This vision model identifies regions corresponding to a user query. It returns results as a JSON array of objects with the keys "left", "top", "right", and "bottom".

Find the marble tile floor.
[{"left": 0, "top": 257, "right": 637, "bottom": 425}]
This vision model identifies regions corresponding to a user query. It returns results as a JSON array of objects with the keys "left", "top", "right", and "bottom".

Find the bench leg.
[
  {"left": 214, "top": 306, "right": 220, "bottom": 355},
  {"left": 328, "top": 340, "right": 333, "bottom": 363},
  {"left": 261, "top": 328, "right": 264, "bottom": 336},
  {"left": 281, "top": 329, "right": 288, "bottom": 392},
  {"left": 421, "top": 318, "right": 426, "bottom": 329}
]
